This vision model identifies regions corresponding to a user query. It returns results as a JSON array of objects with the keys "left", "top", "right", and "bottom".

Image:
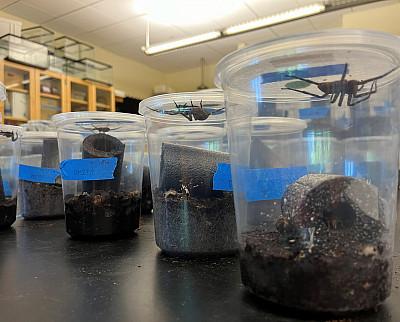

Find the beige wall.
[
  {"left": 164, "top": 63, "right": 217, "bottom": 92},
  {"left": 0, "top": 10, "right": 165, "bottom": 99},
  {"left": 343, "top": 3, "right": 400, "bottom": 34}
]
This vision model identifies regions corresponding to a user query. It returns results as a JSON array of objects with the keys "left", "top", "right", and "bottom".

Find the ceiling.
[{"left": 0, "top": 0, "right": 395, "bottom": 72}]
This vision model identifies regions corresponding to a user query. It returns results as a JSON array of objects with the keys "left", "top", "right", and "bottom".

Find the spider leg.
[
  {"left": 285, "top": 75, "right": 320, "bottom": 85},
  {"left": 340, "top": 63, "right": 348, "bottom": 81},
  {"left": 282, "top": 87, "right": 328, "bottom": 98},
  {"left": 349, "top": 81, "right": 377, "bottom": 106},
  {"left": 357, "top": 84, "right": 364, "bottom": 91},
  {"left": 347, "top": 93, "right": 353, "bottom": 107},
  {"left": 181, "top": 113, "right": 193, "bottom": 121},
  {"left": 338, "top": 91, "right": 346, "bottom": 107},
  {"left": 353, "top": 80, "right": 377, "bottom": 98},
  {"left": 330, "top": 92, "right": 340, "bottom": 103},
  {"left": 210, "top": 107, "right": 225, "bottom": 115},
  {"left": 200, "top": 100, "right": 203, "bottom": 109}
]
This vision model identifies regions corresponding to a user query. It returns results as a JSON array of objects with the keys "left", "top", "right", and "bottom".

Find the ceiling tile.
[
  {"left": 21, "top": 0, "right": 84, "bottom": 17},
  {"left": 173, "top": 21, "right": 222, "bottom": 36},
  {"left": 216, "top": 3, "right": 257, "bottom": 29},
  {"left": 309, "top": 9, "right": 350, "bottom": 30},
  {"left": 52, "top": 7, "right": 116, "bottom": 33},
  {"left": 246, "top": 0, "right": 299, "bottom": 17},
  {"left": 0, "top": 0, "right": 19, "bottom": 10},
  {"left": 270, "top": 19, "right": 315, "bottom": 37},
  {"left": 44, "top": 19, "right": 83, "bottom": 37},
  {"left": 91, "top": 0, "right": 139, "bottom": 23},
  {"left": 3, "top": 2, "right": 51, "bottom": 24},
  {"left": 79, "top": 16, "right": 146, "bottom": 44}
]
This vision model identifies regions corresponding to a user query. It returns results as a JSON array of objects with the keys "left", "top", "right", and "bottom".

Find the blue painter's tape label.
[
  {"left": 213, "top": 163, "right": 232, "bottom": 191},
  {"left": 3, "top": 180, "right": 11, "bottom": 197},
  {"left": 19, "top": 164, "right": 60, "bottom": 184},
  {"left": 260, "top": 64, "right": 346, "bottom": 84},
  {"left": 60, "top": 157, "right": 117, "bottom": 181},
  {"left": 241, "top": 166, "right": 308, "bottom": 202},
  {"left": 299, "top": 106, "right": 330, "bottom": 120}
]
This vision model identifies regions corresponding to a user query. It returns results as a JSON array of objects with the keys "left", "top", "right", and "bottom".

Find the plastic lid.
[
  {"left": 21, "top": 131, "right": 57, "bottom": 139},
  {"left": 52, "top": 112, "right": 145, "bottom": 134},
  {"left": 0, "top": 124, "right": 23, "bottom": 141},
  {"left": 139, "top": 90, "right": 226, "bottom": 123},
  {"left": 215, "top": 29, "right": 400, "bottom": 103},
  {"left": 22, "top": 120, "right": 56, "bottom": 132},
  {"left": 156, "top": 125, "right": 225, "bottom": 140}
]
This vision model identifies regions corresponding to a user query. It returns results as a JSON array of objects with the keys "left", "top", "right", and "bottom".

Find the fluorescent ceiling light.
[
  {"left": 142, "top": 31, "right": 221, "bottom": 55},
  {"left": 224, "top": 4, "right": 326, "bottom": 36},
  {"left": 134, "top": 0, "right": 241, "bottom": 26}
]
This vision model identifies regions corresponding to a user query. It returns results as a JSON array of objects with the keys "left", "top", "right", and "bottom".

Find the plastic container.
[
  {"left": 139, "top": 91, "right": 237, "bottom": 256},
  {"left": 0, "top": 125, "right": 22, "bottom": 229},
  {"left": 18, "top": 131, "right": 63, "bottom": 219},
  {"left": 216, "top": 30, "right": 400, "bottom": 312},
  {"left": 52, "top": 112, "right": 145, "bottom": 238}
]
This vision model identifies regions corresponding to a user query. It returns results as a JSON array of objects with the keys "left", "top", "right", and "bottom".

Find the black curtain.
[{"left": 116, "top": 97, "right": 141, "bottom": 115}]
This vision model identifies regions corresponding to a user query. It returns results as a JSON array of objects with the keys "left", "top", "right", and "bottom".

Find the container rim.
[
  {"left": 215, "top": 29, "right": 400, "bottom": 101},
  {"left": 251, "top": 117, "right": 307, "bottom": 134},
  {"left": 0, "top": 124, "right": 23, "bottom": 133},
  {"left": 21, "top": 131, "right": 58, "bottom": 139},
  {"left": 139, "top": 90, "right": 226, "bottom": 124},
  {"left": 52, "top": 112, "right": 145, "bottom": 128}
]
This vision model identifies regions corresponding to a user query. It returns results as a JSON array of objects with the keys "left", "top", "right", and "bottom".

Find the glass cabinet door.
[
  {"left": 38, "top": 72, "right": 63, "bottom": 120},
  {"left": 70, "top": 80, "right": 89, "bottom": 112},
  {"left": 3, "top": 63, "right": 33, "bottom": 124},
  {"left": 95, "top": 87, "right": 112, "bottom": 111}
]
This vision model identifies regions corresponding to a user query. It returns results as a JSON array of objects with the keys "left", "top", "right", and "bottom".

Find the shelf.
[
  {"left": 4, "top": 116, "right": 28, "bottom": 122},
  {"left": 6, "top": 87, "right": 29, "bottom": 94},
  {"left": 71, "top": 98, "right": 88, "bottom": 105},
  {"left": 96, "top": 103, "right": 111, "bottom": 110},
  {"left": 41, "top": 92, "right": 61, "bottom": 100}
]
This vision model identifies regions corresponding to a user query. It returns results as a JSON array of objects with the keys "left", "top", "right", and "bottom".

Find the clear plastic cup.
[
  {"left": 139, "top": 91, "right": 237, "bottom": 256},
  {"left": 52, "top": 112, "right": 145, "bottom": 238},
  {"left": 216, "top": 30, "right": 400, "bottom": 312},
  {"left": 0, "top": 125, "right": 22, "bottom": 229},
  {"left": 18, "top": 131, "right": 63, "bottom": 219}
]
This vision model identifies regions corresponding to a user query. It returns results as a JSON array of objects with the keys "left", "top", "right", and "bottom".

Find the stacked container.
[
  {"left": 0, "top": 125, "right": 22, "bottom": 228},
  {"left": 18, "top": 130, "right": 63, "bottom": 219},
  {"left": 139, "top": 91, "right": 237, "bottom": 256},
  {"left": 216, "top": 30, "right": 400, "bottom": 312},
  {"left": 53, "top": 112, "right": 146, "bottom": 238}
]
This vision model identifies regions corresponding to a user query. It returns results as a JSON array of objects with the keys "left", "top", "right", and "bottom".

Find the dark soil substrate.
[
  {"left": 65, "top": 190, "right": 141, "bottom": 238},
  {"left": 19, "top": 180, "right": 64, "bottom": 219},
  {"left": 241, "top": 218, "right": 391, "bottom": 313},
  {"left": 0, "top": 198, "right": 17, "bottom": 229},
  {"left": 141, "top": 166, "right": 153, "bottom": 215},
  {"left": 153, "top": 188, "right": 237, "bottom": 256}
]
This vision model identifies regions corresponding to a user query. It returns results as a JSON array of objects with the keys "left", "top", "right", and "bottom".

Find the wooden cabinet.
[
  {"left": 36, "top": 69, "right": 67, "bottom": 120},
  {"left": 0, "top": 60, "right": 36, "bottom": 124},
  {"left": 66, "top": 76, "right": 93, "bottom": 112},
  {"left": 91, "top": 82, "right": 115, "bottom": 112},
  {"left": 0, "top": 61, "right": 115, "bottom": 124}
]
